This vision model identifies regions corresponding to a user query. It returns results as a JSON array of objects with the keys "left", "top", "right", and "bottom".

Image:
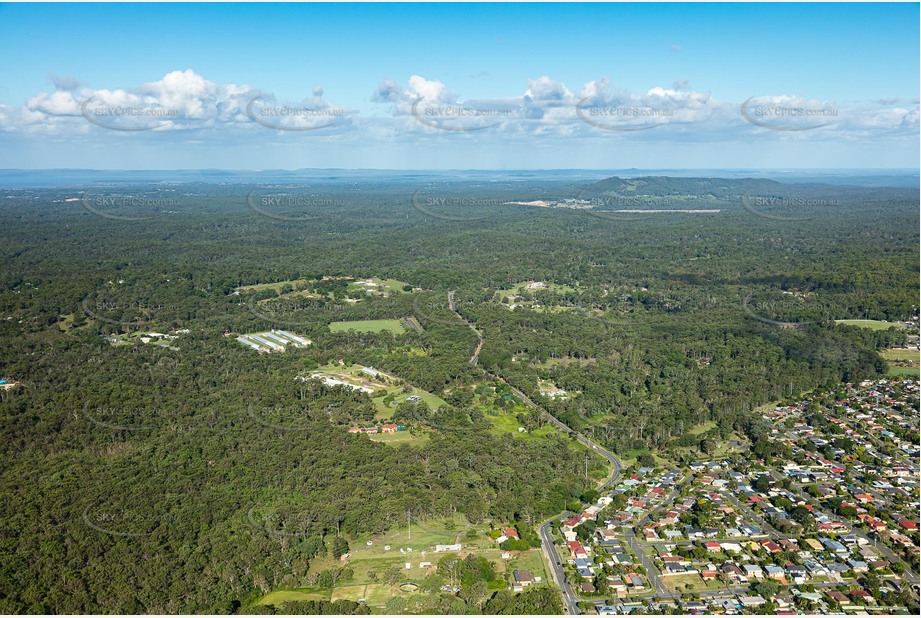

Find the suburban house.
[{"left": 512, "top": 569, "right": 534, "bottom": 591}]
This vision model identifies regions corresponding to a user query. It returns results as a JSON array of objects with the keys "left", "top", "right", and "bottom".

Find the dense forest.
[{"left": 0, "top": 174, "right": 917, "bottom": 612}]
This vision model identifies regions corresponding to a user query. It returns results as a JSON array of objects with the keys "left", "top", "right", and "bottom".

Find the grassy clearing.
[
  {"left": 255, "top": 588, "right": 329, "bottom": 606},
  {"left": 686, "top": 420, "right": 717, "bottom": 436},
  {"left": 368, "top": 431, "right": 427, "bottom": 445},
  {"left": 881, "top": 349, "right": 920, "bottom": 362},
  {"left": 481, "top": 409, "right": 556, "bottom": 441},
  {"left": 618, "top": 447, "right": 671, "bottom": 468},
  {"left": 880, "top": 348, "right": 919, "bottom": 377},
  {"left": 329, "top": 319, "right": 406, "bottom": 334},
  {"left": 371, "top": 388, "right": 447, "bottom": 418},
  {"left": 309, "top": 363, "right": 446, "bottom": 419},
  {"left": 835, "top": 319, "right": 907, "bottom": 331},
  {"left": 663, "top": 574, "right": 725, "bottom": 593},
  {"left": 261, "top": 515, "right": 548, "bottom": 610},
  {"left": 347, "top": 278, "right": 412, "bottom": 296}
]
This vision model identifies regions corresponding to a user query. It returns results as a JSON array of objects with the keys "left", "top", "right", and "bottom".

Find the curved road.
[{"left": 447, "top": 291, "right": 622, "bottom": 614}]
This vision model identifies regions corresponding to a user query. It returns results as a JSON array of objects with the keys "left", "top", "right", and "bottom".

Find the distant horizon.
[{"left": 1, "top": 167, "right": 917, "bottom": 173}]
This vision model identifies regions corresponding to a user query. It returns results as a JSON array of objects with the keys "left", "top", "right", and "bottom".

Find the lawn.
[
  {"left": 261, "top": 515, "right": 538, "bottom": 610},
  {"left": 371, "top": 387, "right": 447, "bottom": 418},
  {"left": 255, "top": 588, "right": 329, "bottom": 606},
  {"left": 687, "top": 420, "right": 717, "bottom": 436},
  {"left": 368, "top": 431, "right": 427, "bottom": 445},
  {"left": 328, "top": 319, "right": 406, "bottom": 334},
  {"left": 888, "top": 366, "right": 920, "bottom": 377},
  {"left": 503, "top": 548, "right": 548, "bottom": 582},
  {"left": 835, "top": 319, "right": 907, "bottom": 331},
  {"left": 880, "top": 348, "right": 919, "bottom": 377},
  {"left": 881, "top": 349, "right": 920, "bottom": 362},
  {"left": 481, "top": 408, "right": 556, "bottom": 441},
  {"left": 663, "top": 574, "right": 725, "bottom": 593},
  {"left": 347, "top": 278, "right": 413, "bottom": 296}
]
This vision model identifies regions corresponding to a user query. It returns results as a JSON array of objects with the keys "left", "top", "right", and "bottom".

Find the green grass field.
[
  {"left": 348, "top": 278, "right": 413, "bottom": 295},
  {"left": 328, "top": 319, "right": 406, "bottom": 334},
  {"left": 481, "top": 409, "right": 556, "bottom": 441},
  {"left": 371, "top": 388, "right": 448, "bottom": 418},
  {"left": 368, "top": 431, "right": 426, "bottom": 445},
  {"left": 259, "top": 514, "right": 549, "bottom": 610},
  {"left": 888, "top": 366, "right": 920, "bottom": 377},
  {"left": 835, "top": 319, "right": 907, "bottom": 331},
  {"left": 881, "top": 349, "right": 920, "bottom": 362},
  {"left": 255, "top": 588, "right": 329, "bottom": 606}
]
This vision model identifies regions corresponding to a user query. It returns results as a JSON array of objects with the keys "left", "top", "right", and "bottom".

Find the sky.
[{"left": 0, "top": 1, "right": 918, "bottom": 170}]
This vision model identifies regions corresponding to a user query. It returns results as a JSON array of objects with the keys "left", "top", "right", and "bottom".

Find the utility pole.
[
  {"left": 584, "top": 454, "right": 589, "bottom": 479},
  {"left": 407, "top": 510, "right": 411, "bottom": 541}
]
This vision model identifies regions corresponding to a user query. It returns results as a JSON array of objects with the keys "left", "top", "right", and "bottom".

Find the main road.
[{"left": 447, "top": 291, "right": 622, "bottom": 614}]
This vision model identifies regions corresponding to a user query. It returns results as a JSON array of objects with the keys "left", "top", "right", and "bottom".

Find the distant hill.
[{"left": 584, "top": 176, "right": 786, "bottom": 199}]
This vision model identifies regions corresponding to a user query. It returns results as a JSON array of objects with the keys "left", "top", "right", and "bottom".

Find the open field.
[
  {"left": 307, "top": 363, "right": 447, "bottom": 419},
  {"left": 662, "top": 574, "right": 726, "bottom": 593},
  {"left": 102, "top": 331, "right": 184, "bottom": 350},
  {"left": 348, "top": 278, "right": 413, "bottom": 296},
  {"left": 329, "top": 319, "right": 406, "bottom": 334},
  {"left": 306, "top": 363, "right": 395, "bottom": 393},
  {"left": 481, "top": 408, "right": 558, "bottom": 441},
  {"left": 888, "top": 366, "right": 921, "bottom": 377},
  {"left": 881, "top": 348, "right": 920, "bottom": 361},
  {"left": 880, "top": 348, "right": 919, "bottom": 377},
  {"left": 687, "top": 420, "right": 718, "bottom": 436},
  {"left": 371, "top": 388, "right": 447, "bottom": 417},
  {"left": 255, "top": 588, "right": 328, "bottom": 606},
  {"left": 236, "top": 280, "right": 314, "bottom": 293},
  {"left": 257, "top": 515, "right": 548, "bottom": 610},
  {"left": 368, "top": 431, "right": 427, "bottom": 445},
  {"left": 835, "top": 319, "right": 908, "bottom": 331},
  {"left": 497, "top": 281, "right": 580, "bottom": 311}
]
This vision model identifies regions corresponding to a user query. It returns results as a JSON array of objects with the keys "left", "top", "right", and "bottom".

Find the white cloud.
[{"left": 0, "top": 70, "right": 916, "bottom": 149}]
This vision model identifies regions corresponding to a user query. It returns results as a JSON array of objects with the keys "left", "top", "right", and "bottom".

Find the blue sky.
[{"left": 0, "top": 2, "right": 917, "bottom": 170}]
